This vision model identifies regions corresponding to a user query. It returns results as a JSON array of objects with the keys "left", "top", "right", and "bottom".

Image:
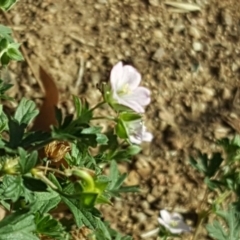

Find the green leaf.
[
  {"left": 115, "top": 120, "right": 128, "bottom": 139},
  {"left": 7, "top": 45, "right": 23, "bottom": 61},
  {"left": 18, "top": 148, "right": 38, "bottom": 174},
  {"left": 73, "top": 95, "right": 82, "bottom": 118},
  {"left": 218, "top": 136, "right": 240, "bottom": 162},
  {"left": 189, "top": 152, "right": 223, "bottom": 177},
  {"left": 55, "top": 106, "right": 62, "bottom": 126},
  {"left": 81, "top": 126, "right": 102, "bottom": 134},
  {"left": 107, "top": 161, "right": 137, "bottom": 196},
  {"left": 0, "top": 175, "right": 34, "bottom": 203},
  {"left": 14, "top": 98, "right": 39, "bottom": 125},
  {"left": 95, "top": 220, "right": 133, "bottom": 240},
  {"left": 0, "top": 78, "right": 13, "bottom": 96},
  {"left": 48, "top": 173, "right": 62, "bottom": 191},
  {"left": 61, "top": 196, "right": 97, "bottom": 229},
  {"left": 119, "top": 112, "right": 141, "bottom": 122},
  {"left": 0, "top": 24, "right": 12, "bottom": 41},
  {"left": 204, "top": 177, "right": 222, "bottom": 191},
  {"left": 21, "top": 131, "right": 51, "bottom": 149},
  {"left": 64, "top": 143, "right": 82, "bottom": 166},
  {"left": 35, "top": 212, "right": 69, "bottom": 240},
  {"left": 207, "top": 153, "right": 223, "bottom": 177},
  {"left": 0, "top": 105, "right": 8, "bottom": 132},
  {"left": 96, "top": 133, "right": 108, "bottom": 145},
  {"left": 192, "top": 153, "right": 208, "bottom": 173},
  {"left": 23, "top": 177, "right": 48, "bottom": 192},
  {"left": 0, "top": 0, "right": 18, "bottom": 11},
  {"left": 126, "top": 145, "right": 142, "bottom": 156},
  {"left": 0, "top": 211, "right": 38, "bottom": 240},
  {"left": 29, "top": 191, "right": 61, "bottom": 214},
  {"left": 95, "top": 220, "right": 112, "bottom": 240},
  {"left": 206, "top": 205, "right": 240, "bottom": 240},
  {"left": 0, "top": 38, "right": 8, "bottom": 51},
  {"left": 80, "top": 192, "right": 98, "bottom": 208},
  {"left": 8, "top": 119, "right": 25, "bottom": 148},
  {"left": 1, "top": 52, "right": 10, "bottom": 65},
  {"left": 75, "top": 97, "right": 92, "bottom": 123}
]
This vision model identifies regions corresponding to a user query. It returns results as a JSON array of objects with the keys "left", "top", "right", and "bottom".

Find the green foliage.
[
  {"left": 35, "top": 212, "right": 69, "bottom": 240},
  {"left": 190, "top": 152, "right": 223, "bottom": 178},
  {"left": 0, "top": 40, "right": 23, "bottom": 65},
  {"left": 14, "top": 98, "right": 39, "bottom": 126},
  {"left": 0, "top": 211, "right": 38, "bottom": 240},
  {"left": 218, "top": 135, "right": 240, "bottom": 163},
  {"left": 0, "top": 79, "right": 13, "bottom": 100},
  {"left": 0, "top": 0, "right": 18, "bottom": 11},
  {"left": 206, "top": 205, "right": 240, "bottom": 240},
  {"left": 0, "top": 7, "right": 149, "bottom": 239},
  {"left": 18, "top": 148, "right": 38, "bottom": 174},
  {"left": 107, "top": 160, "right": 139, "bottom": 197},
  {"left": 94, "top": 220, "right": 133, "bottom": 240},
  {"left": 0, "top": 175, "right": 34, "bottom": 202},
  {"left": 0, "top": 25, "right": 12, "bottom": 41}
]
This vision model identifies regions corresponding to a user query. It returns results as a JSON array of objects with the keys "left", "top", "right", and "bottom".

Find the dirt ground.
[{"left": 2, "top": 0, "right": 240, "bottom": 239}]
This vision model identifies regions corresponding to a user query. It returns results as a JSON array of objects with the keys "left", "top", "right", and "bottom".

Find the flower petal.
[
  {"left": 122, "top": 65, "right": 141, "bottom": 90},
  {"left": 116, "top": 96, "right": 145, "bottom": 113},
  {"left": 172, "top": 213, "right": 183, "bottom": 221},
  {"left": 160, "top": 210, "right": 172, "bottom": 224},
  {"left": 167, "top": 227, "right": 185, "bottom": 234},
  {"left": 122, "top": 86, "right": 151, "bottom": 107},
  {"left": 142, "top": 131, "right": 153, "bottom": 142},
  {"left": 110, "top": 62, "right": 124, "bottom": 91},
  {"left": 158, "top": 217, "right": 170, "bottom": 229},
  {"left": 175, "top": 221, "right": 191, "bottom": 233},
  {"left": 129, "top": 135, "right": 142, "bottom": 144}
]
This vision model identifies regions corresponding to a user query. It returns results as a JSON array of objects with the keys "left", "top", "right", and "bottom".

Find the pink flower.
[
  {"left": 110, "top": 62, "right": 151, "bottom": 113},
  {"left": 158, "top": 210, "right": 191, "bottom": 234}
]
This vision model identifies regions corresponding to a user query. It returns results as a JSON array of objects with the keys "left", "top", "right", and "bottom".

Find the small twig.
[
  {"left": 165, "top": 1, "right": 201, "bottom": 12},
  {"left": 37, "top": 166, "right": 66, "bottom": 177},
  {"left": 140, "top": 227, "right": 160, "bottom": 238},
  {"left": 1, "top": 10, "right": 44, "bottom": 92},
  {"left": 76, "top": 55, "right": 84, "bottom": 87}
]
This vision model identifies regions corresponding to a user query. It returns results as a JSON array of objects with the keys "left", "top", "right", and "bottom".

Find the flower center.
[
  {"left": 169, "top": 220, "right": 179, "bottom": 228},
  {"left": 118, "top": 83, "right": 131, "bottom": 95}
]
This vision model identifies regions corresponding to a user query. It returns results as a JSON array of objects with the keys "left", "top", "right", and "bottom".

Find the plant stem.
[
  {"left": 72, "top": 168, "right": 95, "bottom": 191},
  {"left": 36, "top": 166, "right": 66, "bottom": 177},
  {"left": 89, "top": 101, "right": 105, "bottom": 112},
  {"left": 92, "top": 116, "right": 116, "bottom": 121},
  {"left": 192, "top": 188, "right": 209, "bottom": 240},
  {"left": 33, "top": 170, "right": 58, "bottom": 190}
]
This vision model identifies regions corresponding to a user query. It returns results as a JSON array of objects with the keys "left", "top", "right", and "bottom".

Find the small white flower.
[
  {"left": 125, "top": 119, "right": 153, "bottom": 144},
  {"left": 158, "top": 210, "right": 191, "bottom": 234},
  {"left": 110, "top": 62, "right": 151, "bottom": 113}
]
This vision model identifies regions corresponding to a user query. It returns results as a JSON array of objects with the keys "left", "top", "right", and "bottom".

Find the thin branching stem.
[
  {"left": 89, "top": 101, "right": 105, "bottom": 112},
  {"left": 37, "top": 166, "right": 66, "bottom": 177}
]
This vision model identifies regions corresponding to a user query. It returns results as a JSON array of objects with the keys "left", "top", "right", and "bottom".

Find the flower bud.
[{"left": 1, "top": 158, "right": 19, "bottom": 175}]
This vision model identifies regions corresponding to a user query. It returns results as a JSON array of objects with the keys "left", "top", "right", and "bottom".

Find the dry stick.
[
  {"left": 1, "top": 10, "right": 44, "bottom": 92},
  {"left": 76, "top": 55, "right": 84, "bottom": 87}
]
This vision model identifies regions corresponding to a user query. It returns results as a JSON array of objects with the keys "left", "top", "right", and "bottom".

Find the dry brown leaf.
[{"left": 32, "top": 67, "right": 59, "bottom": 131}]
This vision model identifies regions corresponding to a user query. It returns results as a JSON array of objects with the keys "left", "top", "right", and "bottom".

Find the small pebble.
[
  {"left": 192, "top": 41, "right": 202, "bottom": 51},
  {"left": 189, "top": 26, "right": 201, "bottom": 39}
]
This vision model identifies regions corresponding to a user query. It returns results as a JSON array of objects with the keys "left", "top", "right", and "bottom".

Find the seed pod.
[{"left": 44, "top": 140, "right": 70, "bottom": 163}]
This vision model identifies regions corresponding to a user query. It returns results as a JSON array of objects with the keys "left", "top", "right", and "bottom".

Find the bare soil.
[{"left": 2, "top": 0, "right": 240, "bottom": 239}]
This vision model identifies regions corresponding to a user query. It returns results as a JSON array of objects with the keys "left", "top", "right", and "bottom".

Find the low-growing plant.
[
  {"left": 0, "top": 2, "right": 153, "bottom": 240},
  {"left": 1, "top": 1, "right": 240, "bottom": 240}
]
